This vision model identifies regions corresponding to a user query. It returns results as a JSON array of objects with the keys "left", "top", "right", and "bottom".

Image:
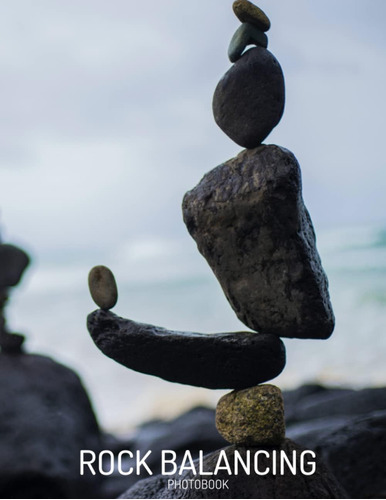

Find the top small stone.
[
  {"left": 233, "top": 0, "right": 271, "bottom": 32},
  {"left": 88, "top": 265, "right": 118, "bottom": 311}
]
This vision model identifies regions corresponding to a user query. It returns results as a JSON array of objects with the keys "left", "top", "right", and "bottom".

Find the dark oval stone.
[{"left": 213, "top": 47, "right": 285, "bottom": 148}]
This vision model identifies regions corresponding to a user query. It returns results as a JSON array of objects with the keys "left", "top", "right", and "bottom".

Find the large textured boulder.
[
  {"left": 213, "top": 47, "right": 285, "bottom": 148},
  {"left": 0, "top": 352, "right": 102, "bottom": 499},
  {"left": 120, "top": 440, "right": 347, "bottom": 499},
  {"left": 183, "top": 145, "right": 334, "bottom": 339},
  {"left": 87, "top": 309, "right": 286, "bottom": 389}
]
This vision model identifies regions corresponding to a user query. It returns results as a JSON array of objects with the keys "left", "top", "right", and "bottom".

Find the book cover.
[{"left": 0, "top": 1, "right": 385, "bottom": 498}]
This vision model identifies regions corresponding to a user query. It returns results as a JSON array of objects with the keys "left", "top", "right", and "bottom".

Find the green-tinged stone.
[
  {"left": 88, "top": 265, "right": 118, "bottom": 310},
  {"left": 228, "top": 22, "right": 268, "bottom": 63},
  {"left": 215, "top": 384, "right": 285, "bottom": 446},
  {"left": 233, "top": 0, "right": 271, "bottom": 32}
]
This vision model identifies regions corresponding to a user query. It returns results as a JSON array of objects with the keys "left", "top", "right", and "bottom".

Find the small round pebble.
[
  {"left": 88, "top": 265, "right": 118, "bottom": 310},
  {"left": 215, "top": 384, "right": 285, "bottom": 446},
  {"left": 233, "top": 0, "right": 271, "bottom": 32}
]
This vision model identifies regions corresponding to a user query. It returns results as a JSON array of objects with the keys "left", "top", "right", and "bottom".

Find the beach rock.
[
  {"left": 120, "top": 439, "right": 347, "bottom": 499},
  {"left": 233, "top": 0, "right": 271, "bottom": 32},
  {"left": 216, "top": 384, "right": 285, "bottom": 446},
  {"left": 183, "top": 145, "right": 335, "bottom": 339},
  {"left": 88, "top": 265, "right": 118, "bottom": 310},
  {"left": 0, "top": 352, "right": 102, "bottom": 499},
  {"left": 212, "top": 47, "right": 285, "bottom": 148},
  {"left": 0, "top": 243, "right": 30, "bottom": 288},
  {"left": 287, "top": 410, "right": 386, "bottom": 499},
  {"left": 228, "top": 23, "right": 268, "bottom": 63},
  {"left": 87, "top": 309, "right": 286, "bottom": 389}
]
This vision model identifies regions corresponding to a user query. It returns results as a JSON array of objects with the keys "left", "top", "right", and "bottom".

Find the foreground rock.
[
  {"left": 285, "top": 386, "right": 386, "bottom": 424},
  {"left": 287, "top": 410, "right": 386, "bottom": 499},
  {"left": 216, "top": 384, "right": 285, "bottom": 446},
  {"left": 183, "top": 145, "right": 334, "bottom": 339},
  {"left": 120, "top": 440, "right": 346, "bottom": 499},
  {"left": 87, "top": 310, "right": 286, "bottom": 389},
  {"left": 100, "top": 407, "right": 227, "bottom": 498},
  {"left": 212, "top": 47, "right": 285, "bottom": 148},
  {"left": 0, "top": 352, "right": 102, "bottom": 499}
]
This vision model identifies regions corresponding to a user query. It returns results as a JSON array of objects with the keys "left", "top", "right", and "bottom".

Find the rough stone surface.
[
  {"left": 287, "top": 410, "right": 386, "bottom": 499},
  {"left": 183, "top": 145, "right": 335, "bottom": 339},
  {"left": 216, "top": 384, "right": 285, "bottom": 446},
  {"left": 228, "top": 23, "right": 268, "bottom": 63},
  {"left": 233, "top": 0, "right": 271, "bottom": 32},
  {"left": 0, "top": 244, "right": 30, "bottom": 288},
  {"left": 0, "top": 352, "right": 102, "bottom": 498},
  {"left": 88, "top": 265, "right": 118, "bottom": 310},
  {"left": 87, "top": 309, "right": 286, "bottom": 389},
  {"left": 120, "top": 440, "right": 347, "bottom": 499},
  {"left": 213, "top": 47, "right": 285, "bottom": 148}
]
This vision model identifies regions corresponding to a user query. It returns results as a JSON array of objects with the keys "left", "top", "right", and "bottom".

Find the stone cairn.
[
  {"left": 0, "top": 236, "right": 30, "bottom": 354},
  {"left": 88, "top": 0, "right": 335, "bottom": 469}
]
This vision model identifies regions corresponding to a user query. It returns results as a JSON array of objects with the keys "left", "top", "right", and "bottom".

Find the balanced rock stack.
[{"left": 87, "top": 1, "right": 339, "bottom": 497}]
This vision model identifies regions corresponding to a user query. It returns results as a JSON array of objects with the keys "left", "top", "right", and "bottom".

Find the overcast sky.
[{"left": 0, "top": 0, "right": 385, "bottom": 260}]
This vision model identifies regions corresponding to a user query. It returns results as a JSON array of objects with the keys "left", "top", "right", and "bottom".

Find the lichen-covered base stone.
[
  {"left": 216, "top": 384, "right": 285, "bottom": 446},
  {"left": 183, "top": 145, "right": 335, "bottom": 339}
]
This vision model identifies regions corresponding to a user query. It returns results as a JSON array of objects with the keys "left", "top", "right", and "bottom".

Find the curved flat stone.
[
  {"left": 233, "top": 0, "right": 271, "bottom": 32},
  {"left": 87, "top": 310, "right": 286, "bottom": 389},
  {"left": 183, "top": 145, "right": 335, "bottom": 339},
  {"left": 213, "top": 47, "right": 285, "bottom": 149},
  {"left": 228, "top": 23, "right": 268, "bottom": 63}
]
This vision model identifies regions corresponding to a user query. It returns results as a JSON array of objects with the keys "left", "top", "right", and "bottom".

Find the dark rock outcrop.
[
  {"left": 0, "top": 352, "right": 102, "bottom": 499},
  {"left": 285, "top": 386, "right": 386, "bottom": 424},
  {"left": 212, "top": 47, "right": 285, "bottom": 148},
  {"left": 183, "top": 145, "right": 334, "bottom": 339},
  {"left": 119, "top": 440, "right": 347, "bottom": 499},
  {"left": 287, "top": 410, "right": 386, "bottom": 499},
  {"left": 87, "top": 310, "right": 286, "bottom": 389}
]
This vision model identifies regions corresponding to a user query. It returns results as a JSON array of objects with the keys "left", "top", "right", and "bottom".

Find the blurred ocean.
[{"left": 6, "top": 223, "right": 386, "bottom": 432}]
